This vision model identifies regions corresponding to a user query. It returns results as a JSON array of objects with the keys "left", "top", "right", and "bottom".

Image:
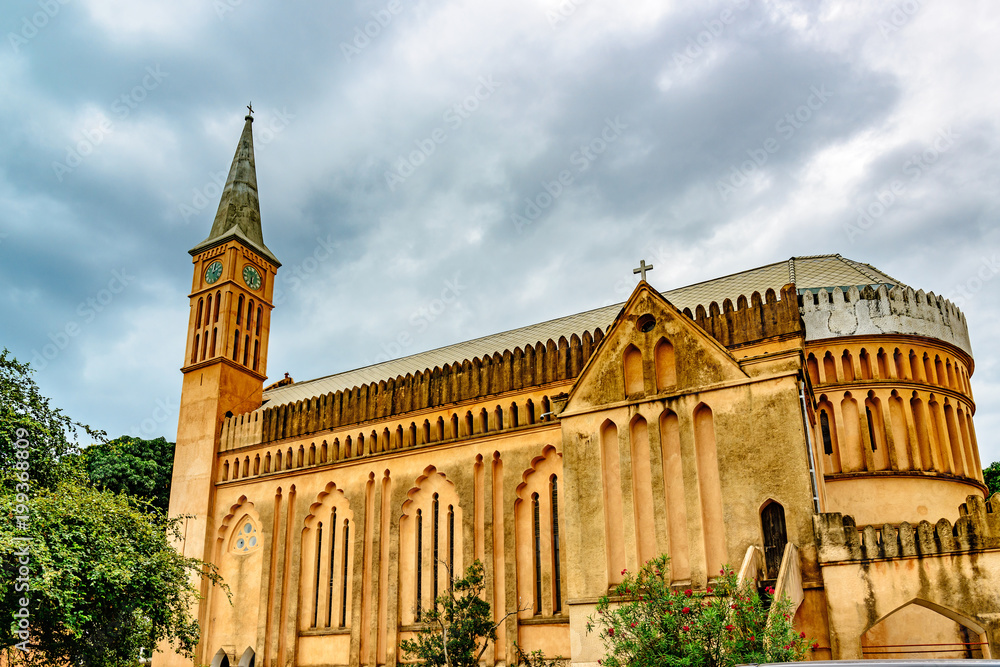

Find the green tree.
[
  {"left": 0, "top": 348, "right": 103, "bottom": 489},
  {"left": 401, "top": 560, "right": 519, "bottom": 667},
  {"left": 82, "top": 435, "right": 175, "bottom": 512},
  {"left": 0, "top": 483, "right": 223, "bottom": 665},
  {"left": 984, "top": 461, "right": 1000, "bottom": 496},
  {"left": 587, "top": 555, "right": 812, "bottom": 667},
  {"left": 0, "top": 350, "right": 223, "bottom": 666}
]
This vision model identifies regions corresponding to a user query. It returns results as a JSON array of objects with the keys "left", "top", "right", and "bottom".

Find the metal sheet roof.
[{"left": 261, "top": 254, "right": 903, "bottom": 407}]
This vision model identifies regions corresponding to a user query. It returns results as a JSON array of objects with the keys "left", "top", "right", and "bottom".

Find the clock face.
[
  {"left": 205, "top": 261, "right": 223, "bottom": 284},
  {"left": 243, "top": 265, "right": 262, "bottom": 290}
]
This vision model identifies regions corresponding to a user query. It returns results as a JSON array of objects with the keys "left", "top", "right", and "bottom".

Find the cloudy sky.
[{"left": 2, "top": 0, "right": 999, "bottom": 465}]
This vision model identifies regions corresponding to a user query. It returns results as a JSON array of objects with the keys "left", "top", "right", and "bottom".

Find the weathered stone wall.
[
  {"left": 813, "top": 495, "right": 1000, "bottom": 659},
  {"left": 800, "top": 284, "right": 971, "bottom": 356}
]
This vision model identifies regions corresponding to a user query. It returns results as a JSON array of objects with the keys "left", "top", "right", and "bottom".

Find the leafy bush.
[{"left": 587, "top": 555, "right": 812, "bottom": 667}]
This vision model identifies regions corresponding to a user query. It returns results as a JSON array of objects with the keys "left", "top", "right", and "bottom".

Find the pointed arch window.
[
  {"left": 237, "top": 295, "right": 244, "bottom": 325},
  {"left": 551, "top": 475, "right": 562, "bottom": 613},
  {"left": 820, "top": 411, "right": 833, "bottom": 455},
  {"left": 532, "top": 492, "right": 542, "bottom": 615}
]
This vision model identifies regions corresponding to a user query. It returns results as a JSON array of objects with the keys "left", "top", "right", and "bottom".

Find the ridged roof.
[{"left": 261, "top": 254, "right": 903, "bottom": 407}]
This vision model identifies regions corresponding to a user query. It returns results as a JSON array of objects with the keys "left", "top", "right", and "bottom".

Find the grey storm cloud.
[{"left": 1, "top": 0, "right": 999, "bottom": 464}]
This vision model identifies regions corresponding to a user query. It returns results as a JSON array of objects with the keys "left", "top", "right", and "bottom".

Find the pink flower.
[
  {"left": 682, "top": 625, "right": 690, "bottom": 632},
  {"left": 706, "top": 587, "right": 713, "bottom": 594},
  {"left": 621, "top": 568, "right": 627, "bottom": 575},
  {"left": 725, "top": 624, "right": 735, "bottom": 631},
  {"left": 730, "top": 603, "right": 738, "bottom": 609},
  {"left": 608, "top": 628, "right": 614, "bottom": 636},
  {"left": 684, "top": 589, "right": 693, "bottom": 597},
  {"left": 800, "top": 631, "right": 807, "bottom": 638},
  {"left": 811, "top": 643, "right": 819, "bottom": 650},
  {"left": 682, "top": 606, "right": 691, "bottom": 614},
  {"left": 630, "top": 622, "right": 636, "bottom": 628}
]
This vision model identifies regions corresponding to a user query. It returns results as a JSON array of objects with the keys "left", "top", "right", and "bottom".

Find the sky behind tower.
[{"left": 1, "top": 0, "right": 999, "bottom": 464}]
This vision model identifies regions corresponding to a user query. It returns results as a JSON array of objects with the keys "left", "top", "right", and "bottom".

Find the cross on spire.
[
  {"left": 633, "top": 259, "right": 653, "bottom": 282},
  {"left": 247, "top": 101, "right": 254, "bottom": 116}
]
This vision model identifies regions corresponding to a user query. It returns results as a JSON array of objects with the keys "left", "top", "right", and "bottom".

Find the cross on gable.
[{"left": 633, "top": 259, "right": 653, "bottom": 282}]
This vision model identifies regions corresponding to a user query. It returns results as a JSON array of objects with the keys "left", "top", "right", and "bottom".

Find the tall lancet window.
[{"left": 551, "top": 475, "right": 562, "bottom": 613}]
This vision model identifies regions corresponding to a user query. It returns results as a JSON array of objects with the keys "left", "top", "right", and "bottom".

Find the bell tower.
[{"left": 159, "top": 110, "right": 280, "bottom": 667}]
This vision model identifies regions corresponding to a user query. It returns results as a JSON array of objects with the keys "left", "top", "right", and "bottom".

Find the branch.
[{"left": 474, "top": 603, "right": 532, "bottom": 663}]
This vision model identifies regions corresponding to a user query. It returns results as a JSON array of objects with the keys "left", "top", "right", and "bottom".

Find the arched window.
[
  {"left": 820, "top": 411, "right": 833, "bottom": 455},
  {"left": 860, "top": 349, "right": 873, "bottom": 380},
  {"left": 654, "top": 338, "right": 676, "bottom": 390},
  {"left": 623, "top": 345, "right": 644, "bottom": 396},
  {"left": 436, "top": 416, "right": 444, "bottom": 441},
  {"left": 253, "top": 340, "right": 260, "bottom": 371},
  {"left": 842, "top": 350, "right": 855, "bottom": 381},
  {"left": 823, "top": 352, "right": 837, "bottom": 384},
  {"left": 210, "top": 327, "right": 218, "bottom": 357},
  {"left": 760, "top": 501, "right": 787, "bottom": 579},
  {"left": 193, "top": 334, "right": 200, "bottom": 364},
  {"left": 401, "top": 468, "right": 462, "bottom": 626},
  {"left": 256, "top": 306, "right": 263, "bottom": 336},
  {"left": 806, "top": 354, "right": 820, "bottom": 385},
  {"left": 532, "top": 492, "right": 542, "bottom": 615},
  {"left": 550, "top": 475, "right": 562, "bottom": 613},
  {"left": 243, "top": 334, "right": 250, "bottom": 366},
  {"left": 236, "top": 295, "right": 244, "bottom": 325},
  {"left": 214, "top": 290, "right": 221, "bottom": 323},
  {"left": 449, "top": 414, "right": 458, "bottom": 439},
  {"left": 232, "top": 330, "right": 240, "bottom": 362}
]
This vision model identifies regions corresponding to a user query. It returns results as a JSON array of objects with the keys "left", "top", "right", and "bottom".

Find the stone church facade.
[{"left": 155, "top": 115, "right": 1000, "bottom": 667}]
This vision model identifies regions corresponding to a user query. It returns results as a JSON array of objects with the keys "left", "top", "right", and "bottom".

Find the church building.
[{"left": 155, "top": 113, "right": 1000, "bottom": 667}]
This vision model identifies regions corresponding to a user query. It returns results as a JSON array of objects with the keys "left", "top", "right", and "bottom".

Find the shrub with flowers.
[{"left": 586, "top": 555, "right": 812, "bottom": 667}]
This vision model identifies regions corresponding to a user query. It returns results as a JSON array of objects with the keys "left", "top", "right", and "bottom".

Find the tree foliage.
[
  {"left": 0, "top": 483, "right": 223, "bottom": 666},
  {"left": 587, "top": 555, "right": 812, "bottom": 667},
  {"left": 400, "top": 560, "right": 564, "bottom": 667},
  {"left": 0, "top": 349, "right": 103, "bottom": 489},
  {"left": 984, "top": 461, "right": 1000, "bottom": 497},
  {"left": 0, "top": 349, "right": 220, "bottom": 666},
  {"left": 400, "top": 560, "right": 498, "bottom": 667},
  {"left": 82, "top": 435, "right": 174, "bottom": 512}
]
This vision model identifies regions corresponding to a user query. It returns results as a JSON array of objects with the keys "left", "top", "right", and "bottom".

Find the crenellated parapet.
[
  {"left": 680, "top": 283, "right": 803, "bottom": 348},
  {"left": 223, "top": 328, "right": 606, "bottom": 448},
  {"left": 800, "top": 284, "right": 971, "bottom": 357},
  {"left": 813, "top": 494, "right": 1000, "bottom": 563}
]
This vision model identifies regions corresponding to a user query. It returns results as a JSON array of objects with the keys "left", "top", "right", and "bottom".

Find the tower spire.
[{"left": 190, "top": 111, "right": 279, "bottom": 265}]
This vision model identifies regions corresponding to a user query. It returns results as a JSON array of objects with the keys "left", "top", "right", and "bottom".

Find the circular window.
[
  {"left": 233, "top": 518, "right": 261, "bottom": 554},
  {"left": 636, "top": 314, "right": 656, "bottom": 333}
]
